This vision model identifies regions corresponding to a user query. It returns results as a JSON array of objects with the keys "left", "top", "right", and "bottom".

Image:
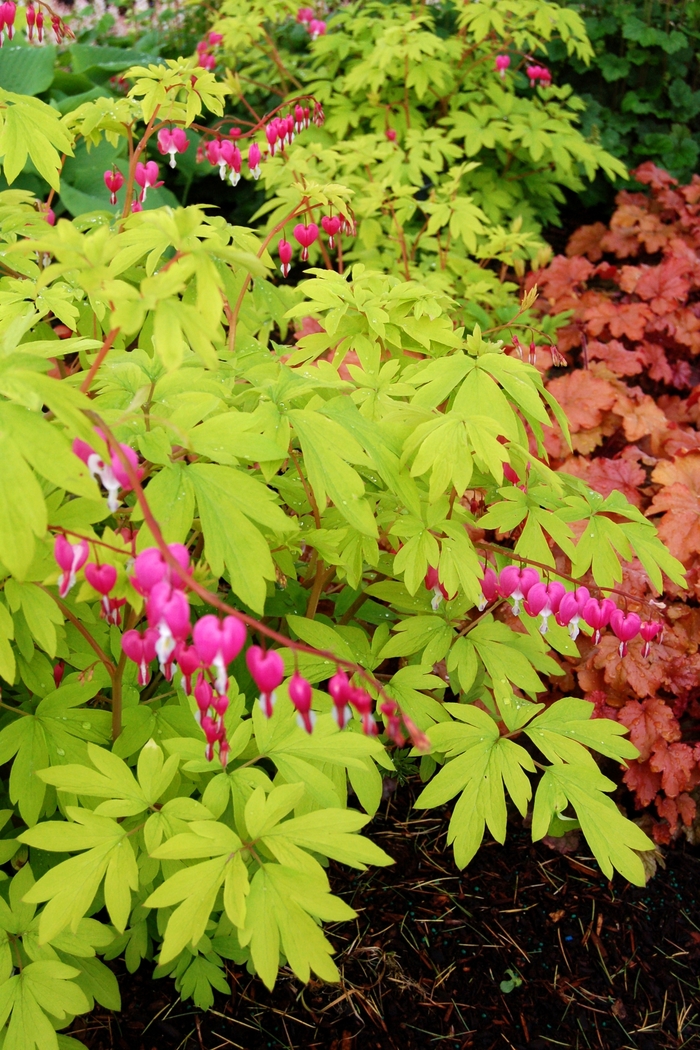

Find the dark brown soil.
[{"left": 71, "top": 785, "right": 700, "bottom": 1050}]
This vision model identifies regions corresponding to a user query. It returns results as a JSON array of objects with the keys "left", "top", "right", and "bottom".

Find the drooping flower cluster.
[
  {"left": 526, "top": 64, "right": 552, "bottom": 87},
  {"left": 24, "top": 4, "right": 68, "bottom": 43},
  {"left": 277, "top": 213, "right": 354, "bottom": 275},
  {"left": 477, "top": 565, "right": 663, "bottom": 658},
  {"left": 53, "top": 529, "right": 411, "bottom": 758},
  {"left": 196, "top": 30, "right": 223, "bottom": 71},
  {"left": 53, "top": 536, "right": 125, "bottom": 624},
  {"left": 296, "top": 7, "right": 326, "bottom": 39}
]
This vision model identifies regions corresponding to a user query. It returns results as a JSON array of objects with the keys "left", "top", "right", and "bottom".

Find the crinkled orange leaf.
[
  {"left": 649, "top": 740, "right": 696, "bottom": 797},
  {"left": 617, "top": 698, "right": 681, "bottom": 761}
]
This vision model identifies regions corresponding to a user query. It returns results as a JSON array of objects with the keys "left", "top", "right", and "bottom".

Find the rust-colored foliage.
[{"left": 531, "top": 163, "right": 700, "bottom": 843}]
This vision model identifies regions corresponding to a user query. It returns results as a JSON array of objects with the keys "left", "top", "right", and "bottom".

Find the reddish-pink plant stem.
[
  {"left": 38, "top": 584, "right": 116, "bottom": 676},
  {"left": 80, "top": 327, "right": 120, "bottom": 394},
  {"left": 96, "top": 416, "right": 430, "bottom": 749},
  {"left": 121, "top": 105, "right": 161, "bottom": 219}
]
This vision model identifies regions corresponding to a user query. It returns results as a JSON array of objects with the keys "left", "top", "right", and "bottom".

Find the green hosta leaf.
[{"left": 531, "top": 764, "right": 653, "bottom": 885}]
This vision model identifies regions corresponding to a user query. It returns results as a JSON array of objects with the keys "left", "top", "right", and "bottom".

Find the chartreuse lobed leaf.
[
  {"left": 414, "top": 703, "right": 536, "bottom": 867},
  {"left": 145, "top": 785, "right": 390, "bottom": 985},
  {"left": 18, "top": 809, "right": 138, "bottom": 942},
  {"left": 418, "top": 697, "right": 653, "bottom": 880},
  {"left": 0, "top": 960, "right": 90, "bottom": 1050},
  {"left": 532, "top": 764, "right": 653, "bottom": 885},
  {"left": 37, "top": 740, "right": 179, "bottom": 817}
]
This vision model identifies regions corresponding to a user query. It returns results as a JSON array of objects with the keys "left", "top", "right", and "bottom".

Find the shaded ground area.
[{"left": 73, "top": 785, "right": 700, "bottom": 1050}]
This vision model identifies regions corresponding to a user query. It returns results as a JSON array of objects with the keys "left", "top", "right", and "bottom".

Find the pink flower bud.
[
  {"left": 289, "top": 671, "right": 314, "bottom": 733},
  {"left": 220, "top": 139, "right": 241, "bottom": 185},
  {"left": 293, "top": 222, "right": 319, "bottom": 261},
  {"left": 53, "top": 660, "right": 65, "bottom": 689},
  {"left": 205, "top": 139, "right": 222, "bottom": 167},
  {"left": 193, "top": 614, "right": 246, "bottom": 693},
  {"left": 497, "top": 566, "right": 540, "bottom": 614},
  {"left": 640, "top": 621, "right": 662, "bottom": 658},
  {"left": 201, "top": 714, "right": 218, "bottom": 743},
  {"left": 555, "top": 586, "right": 590, "bottom": 639},
  {"left": 478, "top": 567, "right": 498, "bottom": 611},
  {"left": 102, "top": 596, "right": 126, "bottom": 626},
  {"left": 266, "top": 121, "right": 280, "bottom": 154},
  {"left": 424, "top": 566, "right": 455, "bottom": 610},
  {"left": 328, "top": 670, "right": 351, "bottom": 729},
  {"left": 208, "top": 31, "right": 223, "bottom": 45},
  {"left": 495, "top": 54, "right": 510, "bottom": 76},
  {"left": 174, "top": 641, "right": 200, "bottom": 694},
  {"left": 297, "top": 6, "right": 314, "bottom": 22},
  {"left": 246, "top": 646, "right": 284, "bottom": 693},
  {"left": 308, "top": 18, "right": 325, "bottom": 38},
  {"left": 84, "top": 563, "right": 117, "bottom": 596},
  {"left": 147, "top": 582, "right": 190, "bottom": 638},
  {"left": 350, "top": 688, "right": 376, "bottom": 735},
  {"left": 278, "top": 238, "right": 293, "bottom": 277},
  {"left": 157, "top": 128, "right": 189, "bottom": 169},
  {"left": 610, "top": 609, "right": 641, "bottom": 657},
  {"left": 198, "top": 52, "right": 216, "bottom": 70},
  {"left": 134, "top": 160, "right": 160, "bottom": 202},
  {"left": 385, "top": 128, "right": 397, "bottom": 141},
  {"left": 503, "top": 462, "right": 519, "bottom": 484},
  {"left": 194, "top": 673, "right": 213, "bottom": 715},
  {"left": 582, "top": 597, "right": 616, "bottom": 645},
  {"left": 523, "top": 581, "right": 566, "bottom": 634},
  {"left": 131, "top": 548, "right": 167, "bottom": 594},
  {"left": 248, "top": 141, "right": 262, "bottom": 179},
  {"left": 321, "top": 214, "right": 341, "bottom": 248},
  {"left": 3, "top": 2, "right": 15, "bottom": 36},
  {"left": 104, "top": 169, "right": 124, "bottom": 205},
  {"left": 54, "top": 536, "right": 89, "bottom": 598},
  {"left": 110, "top": 443, "right": 142, "bottom": 490},
  {"left": 294, "top": 103, "right": 305, "bottom": 132},
  {"left": 122, "top": 627, "right": 159, "bottom": 685}
]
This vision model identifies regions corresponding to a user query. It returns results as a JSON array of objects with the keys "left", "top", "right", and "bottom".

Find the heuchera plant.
[
  {"left": 0, "top": 5, "right": 685, "bottom": 1047},
  {"left": 529, "top": 162, "right": 700, "bottom": 845}
]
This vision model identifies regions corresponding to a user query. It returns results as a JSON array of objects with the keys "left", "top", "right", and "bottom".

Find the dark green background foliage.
[{"left": 549, "top": 0, "right": 700, "bottom": 206}]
